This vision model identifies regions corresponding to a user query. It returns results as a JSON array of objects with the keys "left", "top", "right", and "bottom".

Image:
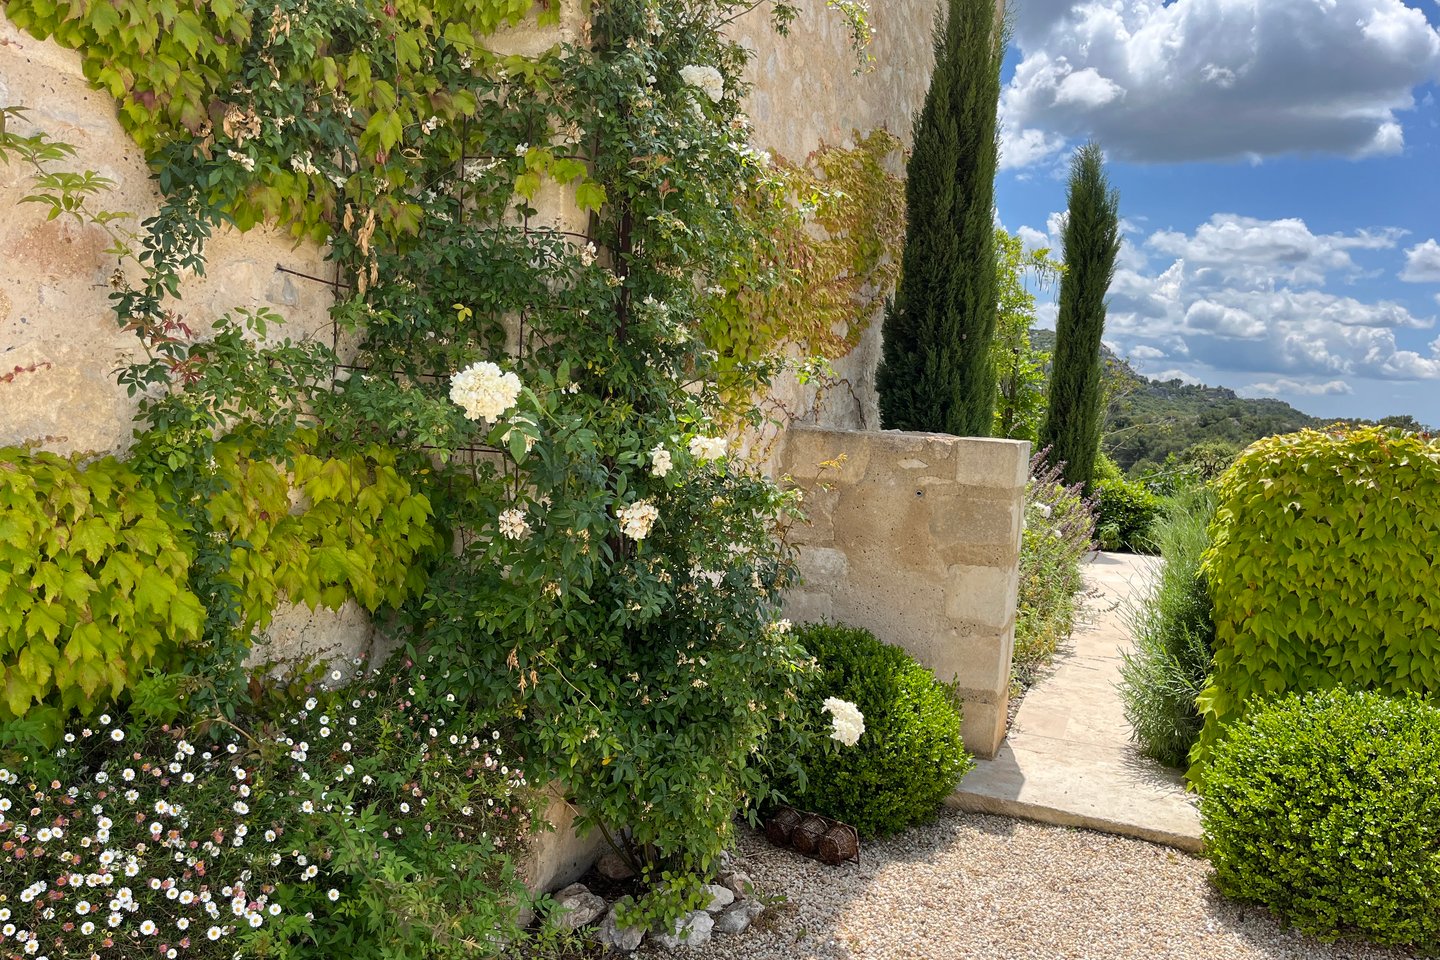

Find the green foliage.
[
  {"left": 1041, "top": 142, "right": 1120, "bottom": 492},
  {"left": 0, "top": 662, "right": 552, "bottom": 959},
  {"left": 1193, "top": 427, "right": 1440, "bottom": 778},
  {"left": 205, "top": 431, "right": 439, "bottom": 632},
  {"left": 0, "top": 449, "right": 203, "bottom": 720},
  {"left": 992, "top": 230, "right": 1060, "bottom": 444},
  {"left": 0, "top": 436, "right": 436, "bottom": 726},
  {"left": 876, "top": 0, "right": 1006, "bottom": 436},
  {"left": 1201, "top": 689, "right": 1440, "bottom": 949},
  {"left": 781, "top": 623, "right": 972, "bottom": 838},
  {"left": 1092, "top": 454, "right": 1160, "bottom": 552},
  {"left": 1013, "top": 451, "right": 1096, "bottom": 686},
  {"left": 0, "top": 0, "right": 567, "bottom": 243},
  {"left": 1119, "top": 486, "right": 1216, "bottom": 767},
  {"left": 711, "top": 129, "right": 905, "bottom": 395}
]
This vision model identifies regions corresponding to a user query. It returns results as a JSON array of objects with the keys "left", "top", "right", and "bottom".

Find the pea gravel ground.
[{"left": 661, "top": 811, "right": 1413, "bottom": 960}]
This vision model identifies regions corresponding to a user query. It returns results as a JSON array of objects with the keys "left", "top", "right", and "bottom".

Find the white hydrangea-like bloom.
[
  {"left": 822, "top": 697, "right": 865, "bottom": 747},
  {"left": 449, "top": 361, "right": 522, "bottom": 422},
  {"left": 650, "top": 444, "right": 673, "bottom": 478},
  {"left": 617, "top": 500, "right": 660, "bottom": 540},
  {"left": 687, "top": 435, "right": 727, "bottom": 461},
  {"left": 497, "top": 508, "right": 530, "bottom": 541},
  {"left": 679, "top": 64, "right": 725, "bottom": 103}
]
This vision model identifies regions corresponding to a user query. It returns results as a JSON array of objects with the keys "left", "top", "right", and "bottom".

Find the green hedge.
[
  {"left": 782, "top": 623, "right": 972, "bottom": 837},
  {"left": 1203, "top": 689, "right": 1440, "bottom": 948},
  {"left": 1193, "top": 427, "right": 1440, "bottom": 776}
]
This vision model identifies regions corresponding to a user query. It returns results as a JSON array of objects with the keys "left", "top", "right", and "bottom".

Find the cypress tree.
[
  {"left": 1040, "top": 142, "right": 1121, "bottom": 492},
  {"left": 876, "top": 0, "right": 1005, "bottom": 435}
]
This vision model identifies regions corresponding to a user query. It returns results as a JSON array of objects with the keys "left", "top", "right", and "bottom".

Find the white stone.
[
  {"left": 701, "top": 883, "right": 734, "bottom": 913},
  {"left": 596, "top": 898, "right": 646, "bottom": 953},
  {"left": 551, "top": 883, "right": 606, "bottom": 930},
  {"left": 653, "top": 910, "right": 714, "bottom": 950},
  {"left": 713, "top": 899, "right": 765, "bottom": 936}
]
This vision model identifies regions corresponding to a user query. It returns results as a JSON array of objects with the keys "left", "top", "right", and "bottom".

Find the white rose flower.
[
  {"left": 649, "top": 444, "right": 673, "bottom": 478},
  {"left": 687, "top": 435, "right": 727, "bottom": 461},
  {"left": 449, "top": 361, "right": 523, "bottom": 422},
  {"left": 617, "top": 500, "right": 660, "bottom": 540},
  {"left": 822, "top": 697, "right": 865, "bottom": 747},
  {"left": 497, "top": 508, "right": 531, "bottom": 541},
  {"left": 679, "top": 64, "right": 725, "bottom": 103}
]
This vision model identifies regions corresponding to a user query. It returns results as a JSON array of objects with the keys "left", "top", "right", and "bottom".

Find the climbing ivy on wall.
[
  {"left": 0, "top": 435, "right": 435, "bottom": 724},
  {"left": 710, "top": 128, "right": 905, "bottom": 384}
]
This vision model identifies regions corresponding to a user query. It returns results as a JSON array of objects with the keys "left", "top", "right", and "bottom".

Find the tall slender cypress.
[
  {"left": 876, "top": 0, "right": 1005, "bottom": 435},
  {"left": 1041, "top": 142, "right": 1121, "bottom": 492}
]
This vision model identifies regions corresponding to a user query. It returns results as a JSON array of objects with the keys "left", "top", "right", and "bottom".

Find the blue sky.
[{"left": 994, "top": 0, "right": 1440, "bottom": 425}]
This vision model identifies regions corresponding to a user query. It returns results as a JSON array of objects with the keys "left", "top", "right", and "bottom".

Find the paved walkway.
[{"left": 950, "top": 552, "right": 1203, "bottom": 852}]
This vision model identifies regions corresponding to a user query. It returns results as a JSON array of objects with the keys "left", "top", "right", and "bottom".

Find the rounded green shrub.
[
  {"left": 1202, "top": 689, "right": 1440, "bottom": 949},
  {"left": 783, "top": 623, "right": 972, "bottom": 837},
  {"left": 1093, "top": 454, "right": 1160, "bottom": 552}
]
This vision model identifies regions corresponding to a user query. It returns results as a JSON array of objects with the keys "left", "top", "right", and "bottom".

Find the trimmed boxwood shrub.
[
  {"left": 1194, "top": 427, "right": 1440, "bottom": 775},
  {"left": 1202, "top": 689, "right": 1440, "bottom": 949},
  {"left": 783, "top": 623, "right": 972, "bottom": 837}
]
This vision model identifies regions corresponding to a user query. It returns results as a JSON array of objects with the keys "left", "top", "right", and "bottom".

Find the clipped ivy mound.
[
  {"left": 1193, "top": 427, "right": 1440, "bottom": 774},
  {"left": 1203, "top": 689, "right": 1440, "bottom": 949},
  {"left": 783, "top": 623, "right": 972, "bottom": 838}
]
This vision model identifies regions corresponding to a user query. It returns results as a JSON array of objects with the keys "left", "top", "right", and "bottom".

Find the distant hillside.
[{"left": 1027, "top": 330, "right": 1429, "bottom": 474}]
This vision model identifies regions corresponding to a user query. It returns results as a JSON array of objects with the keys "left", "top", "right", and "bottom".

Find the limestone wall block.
[{"left": 778, "top": 426, "right": 1029, "bottom": 758}]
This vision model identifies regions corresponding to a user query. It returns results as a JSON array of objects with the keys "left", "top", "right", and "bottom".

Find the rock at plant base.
[
  {"left": 597, "top": 898, "right": 646, "bottom": 953},
  {"left": 718, "top": 869, "right": 754, "bottom": 899},
  {"left": 597, "top": 851, "right": 637, "bottom": 880},
  {"left": 552, "top": 883, "right": 606, "bottom": 930},
  {"left": 654, "top": 910, "right": 715, "bottom": 950},
  {"left": 701, "top": 884, "right": 734, "bottom": 913},
  {"left": 713, "top": 899, "right": 765, "bottom": 936}
]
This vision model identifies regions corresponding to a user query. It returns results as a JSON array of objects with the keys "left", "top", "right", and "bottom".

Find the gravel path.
[{"left": 663, "top": 811, "right": 1413, "bottom": 960}]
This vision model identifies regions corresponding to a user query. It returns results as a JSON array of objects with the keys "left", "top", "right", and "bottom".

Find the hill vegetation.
[{"left": 1029, "top": 330, "right": 1431, "bottom": 475}]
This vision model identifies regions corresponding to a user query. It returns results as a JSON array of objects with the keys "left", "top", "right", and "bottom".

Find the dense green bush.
[
  {"left": 1119, "top": 486, "right": 1216, "bottom": 767},
  {"left": 1013, "top": 451, "right": 1096, "bottom": 686},
  {"left": 1092, "top": 454, "right": 1160, "bottom": 552},
  {"left": 1194, "top": 427, "right": 1440, "bottom": 775},
  {"left": 781, "top": 623, "right": 972, "bottom": 837},
  {"left": 1202, "top": 689, "right": 1440, "bottom": 949}
]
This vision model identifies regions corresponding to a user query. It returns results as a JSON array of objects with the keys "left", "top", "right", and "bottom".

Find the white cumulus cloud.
[
  {"left": 1400, "top": 238, "right": 1440, "bottom": 282},
  {"left": 1242, "top": 378, "right": 1355, "bottom": 398},
  {"left": 1026, "top": 211, "right": 1440, "bottom": 388},
  {"left": 1000, "top": 0, "right": 1440, "bottom": 169}
]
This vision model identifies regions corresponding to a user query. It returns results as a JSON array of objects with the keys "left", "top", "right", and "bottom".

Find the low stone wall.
[{"left": 777, "top": 426, "right": 1030, "bottom": 758}]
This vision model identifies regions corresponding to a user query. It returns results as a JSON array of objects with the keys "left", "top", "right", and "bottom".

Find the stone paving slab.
[{"left": 950, "top": 552, "right": 1204, "bottom": 853}]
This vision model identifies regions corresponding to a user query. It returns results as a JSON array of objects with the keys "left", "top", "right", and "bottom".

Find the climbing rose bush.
[{"left": 448, "top": 362, "right": 522, "bottom": 423}]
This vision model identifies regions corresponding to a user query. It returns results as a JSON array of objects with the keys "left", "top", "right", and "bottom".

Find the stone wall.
[
  {"left": 730, "top": 0, "right": 943, "bottom": 432},
  {"left": 777, "top": 426, "right": 1030, "bottom": 759}
]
